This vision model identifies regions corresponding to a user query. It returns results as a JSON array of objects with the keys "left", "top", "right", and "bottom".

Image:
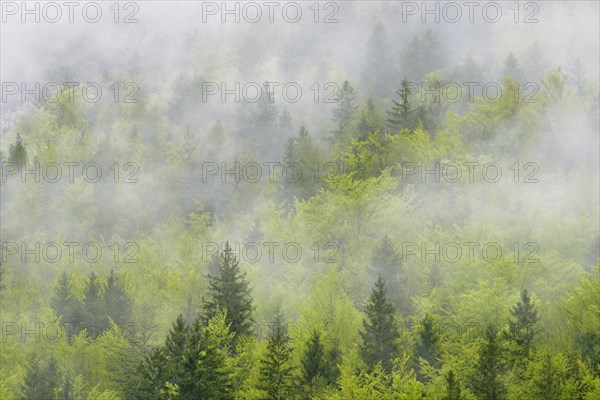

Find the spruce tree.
[
  {"left": 164, "top": 314, "right": 189, "bottom": 384},
  {"left": 131, "top": 347, "right": 170, "bottom": 400},
  {"left": 387, "top": 79, "right": 415, "bottom": 133},
  {"left": 530, "top": 351, "right": 564, "bottom": 400},
  {"left": 83, "top": 272, "right": 108, "bottom": 338},
  {"left": 50, "top": 272, "right": 84, "bottom": 339},
  {"left": 362, "top": 23, "right": 396, "bottom": 97},
  {"left": 357, "top": 96, "right": 384, "bottom": 139},
  {"left": 20, "top": 355, "right": 62, "bottom": 400},
  {"left": 473, "top": 323, "right": 506, "bottom": 400},
  {"left": 104, "top": 270, "right": 132, "bottom": 329},
  {"left": 260, "top": 323, "right": 295, "bottom": 400},
  {"left": 370, "top": 236, "right": 407, "bottom": 312},
  {"left": 504, "top": 289, "right": 539, "bottom": 361},
  {"left": 359, "top": 276, "right": 400, "bottom": 373},
  {"left": 323, "top": 338, "right": 342, "bottom": 386},
  {"left": 203, "top": 242, "right": 254, "bottom": 343},
  {"left": 301, "top": 329, "right": 326, "bottom": 384},
  {"left": 280, "top": 125, "right": 320, "bottom": 204},
  {"left": 502, "top": 52, "right": 522, "bottom": 82},
  {"left": 279, "top": 108, "right": 293, "bottom": 133},
  {"left": 402, "top": 30, "right": 447, "bottom": 82},
  {"left": 443, "top": 370, "right": 464, "bottom": 400},
  {"left": 252, "top": 81, "right": 281, "bottom": 156},
  {"left": 8, "top": 132, "right": 27, "bottom": 164},
  {"left": 331, "top": 80, "right": 358, "bottom": 142},
  {"left": 415, "top": 313, "right": 440, "bottom": 368},
  {"left": 180, "top": 314, "right": 234, "bottom": 400}
]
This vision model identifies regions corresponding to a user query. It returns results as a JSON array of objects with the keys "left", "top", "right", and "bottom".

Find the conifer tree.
[
  {"left": 279, "top": 108, "right": 293, "bottom": 133},
  {"left": 502, "top": 52, "right": 522, "bottom": 82},
  {"left": 131, "top": 347, "right": 170, "bottom": 400},
  {"left": 402, "top": 30, "right": 447, "bottom": 82},
  {"left": 260, "top": 323, "right": 295, "bottom": 400},
  {"left": 164, "top": 314, "right": 189, "bottom": 383},
  {"left": 357, "top": 95, "right": 385, "bottom": 139},
  {"left": 324, "top": 339, "right": 342, "bottom": 386},
  {"left": 370, "top": 236, "right": 408, "bottom": 312},
  {"left": 180, "top": 313, "right": 234, "bottom": 400},
  {"left": 359, "top": 276, "right": 400, "bottom": 373},
  {"left": 8, "top": 132, "right": 27, "bottom": 164},
  {"left": 387, "top": 79, "right": 415, "bottom": 133},
  {"left": 362, "top": 23, "right": 396, "bottom": 97},
  {"left": 443, "top": 370, "right": 464, "bottom": 400},
  {"left": 301, "top": 329, "right": 326, "bottom": 384},
  {"left": 83, "top": 272, "right": 107, "bottom": 338},
  {"left": 415, "top": 313, "right": 440, "bottom": 368},
  {"left": 280, "top": 125, "right": 320, "bottom": 204},
  {"left": 331, "top": 80, "right": 358, "bottom": 142},
  {"left": 50, "top": 272, "right": 84, "bottom": 340},
  {"left": 252, "top": 81, "right": 281, "bottom": 155},
  {"left": 504, "top": 289, "right": 539, "bottom": 361},
  {"left": 20, "top": 355, "right": 62, "bottom": 400},
  {"left": 104, "top": 270, "right": 132, "bottom": 329},
  {"left": 473, "top": 323, "right": 506, "bottom": 400},
  {"left": 203, "top": 242, "right": 254, "bottom": 343}
]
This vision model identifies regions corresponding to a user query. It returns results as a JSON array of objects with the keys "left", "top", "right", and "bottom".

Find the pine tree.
[
  {"left": 443, "top": 370, "right": 464, "bottom": 400},
  {"left": 323, "top": 338, "right": 342, "bottom": 386},
  {"left": 83, "top": 272, "right": 107, "bottom": 338},
  {"left": 180, "top": 313, "right": 234, "bottom": 400},
  {"left": 301, "top": 330, "right": 326, "bottom": 384},
  {"left": 331, "top": 80, "right": 358, "bottom": 142},
  {"left": 387, "top": 79, "right": 415, "bottom": 133},
  {"left": 260, "top": 323, "right": 295, "bottom": 400},
  {"left": 402, "top": 30, "right": 447, "bottom": 82},
  {"left": 473, "top": 323, "right": 506, "bottom": 400},
  {"left": 20, "top": 355, "right": 62, "bottom": 400},
  {"left": 362, "top": 23, "right": 396, "bottom": 97},
  {"left": 203, "top": 242, "right": 254, "bottom": 344},
  {"left": 164, "top": 314, "right": 189, "bottom": 384},
  {"left": 8, "top": 132, "right": 27, "bottom": 164},
  {"left": 502, "top": 52, "right": 522, "bottom": 82},
  {"left": 280, "top": 125, "right": 320, "bottom": 204},
  {"left": 529, "top": 351, "right": 566, "bottom": 400},
  {"left": 359, "top": 276, "right": 400, "bottom": 373},
  {"left": 504, "top": 289, "right": 539, "bottom": 361},
  {"left": 370, "top": 236, "right": 407, "bottom": 312},
  {"left": 50, "top": 272, "right": 84, "bottom": 339},
  {"left": 415, "top": 313, "right": 440, "bottom": 368},
  {"left": 279, "top": 108, "right": 293, "bottom": 133},
  {"left": 104, "top": 270, "right": 132, "bottom": 329},
  {"left": 131, "top": 347, "right": 170, "bottom": 400},
  {"left": 252, "top": 81, "right": 281, "bottom": 156}
]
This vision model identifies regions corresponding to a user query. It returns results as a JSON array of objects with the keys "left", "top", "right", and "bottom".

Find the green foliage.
[
  {"left": 415, "top": 313, "right": 440, "bottom": 370},
  {"left": 443, "top": 370, "right": 465, "bottom": 400},
  {"left": 203, "top": 242, "right": 254, "bottom": 344},
  {"left": 504, "top": 289, "right": 539, "bottom": 362},
  {"left": 473, "top": 323, "right": 506, "bottom": 400},
  {"left": 359, "top": 277, "right": 400, "bottom": 373},
  {"left": 20, "top": 355, "right": 62, "bottom": 400},
  {"left": 259, "top": 323, "right": 295, "bottom": 400},
  {"left": 8, "top": 133, "right": 27, "bottom": 164},
  {"left": 331, "top": 81, "right": 358, "bottom": 142}
]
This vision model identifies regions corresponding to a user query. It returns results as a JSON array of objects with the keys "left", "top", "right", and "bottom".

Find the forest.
[{"left": 0, "top": 1, "right": 599, "bottom": 399}]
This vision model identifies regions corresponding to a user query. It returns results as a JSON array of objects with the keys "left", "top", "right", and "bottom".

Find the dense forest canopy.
[{"left": 0, "top": 1, "right": 599, "bottom": 399}]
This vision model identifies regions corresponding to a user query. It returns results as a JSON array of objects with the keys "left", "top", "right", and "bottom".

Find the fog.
[{"left": 0, "top": 1, "right": 599, "bottom": 399}]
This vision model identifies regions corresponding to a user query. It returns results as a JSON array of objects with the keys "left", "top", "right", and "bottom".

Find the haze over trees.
[{"left": 0, "top": 2, "right": 599, "bottom": 399}]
